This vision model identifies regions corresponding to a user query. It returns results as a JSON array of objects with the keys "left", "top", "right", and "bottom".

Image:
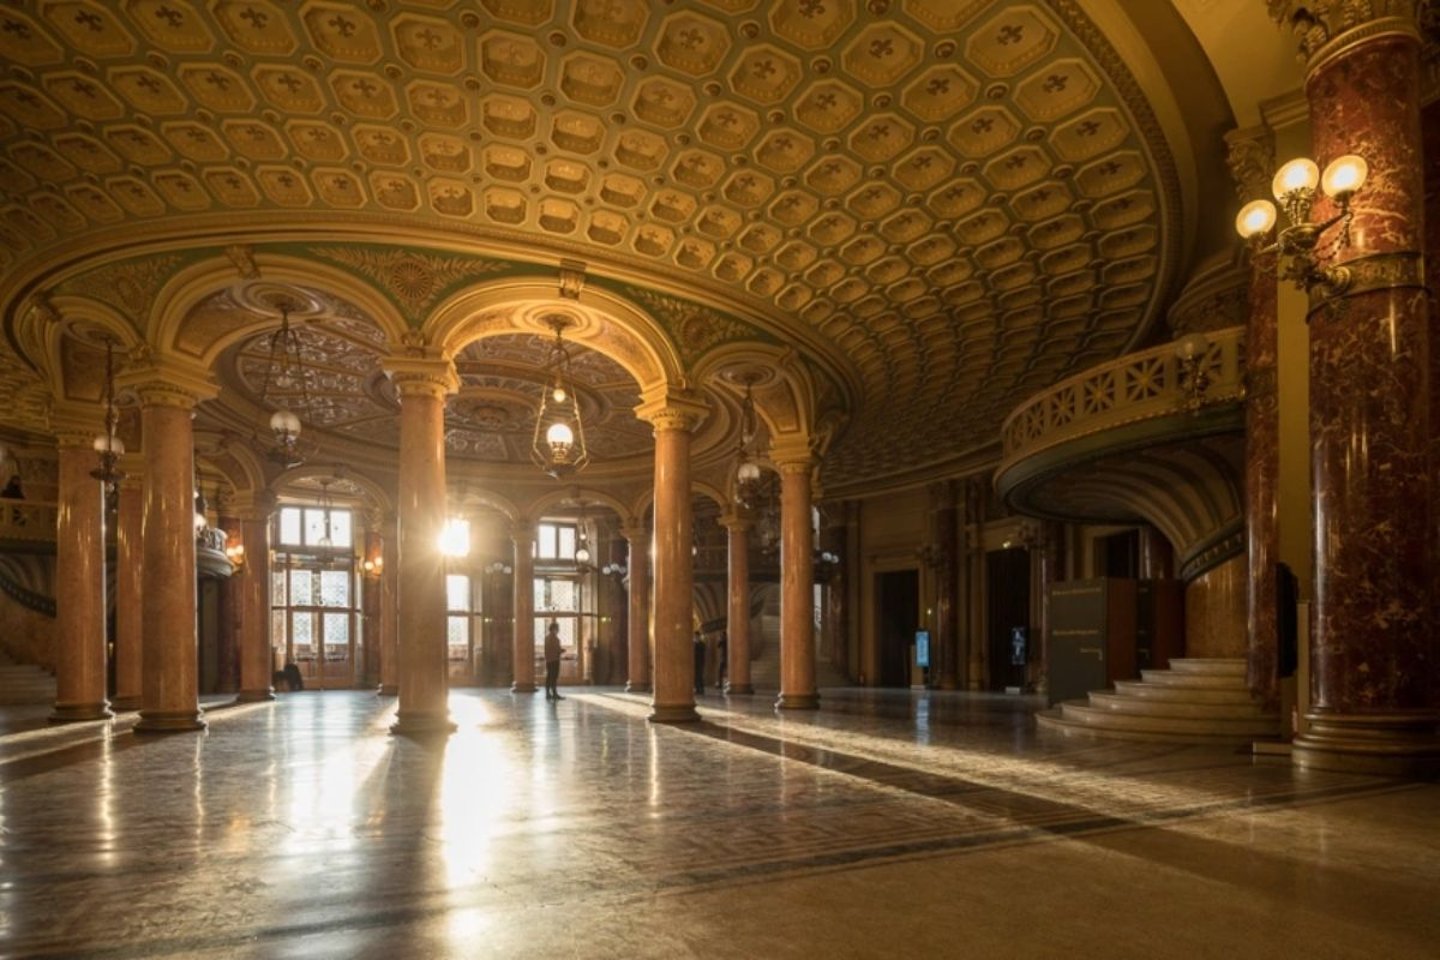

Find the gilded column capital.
[
  {"left": 384, "top": 355, "right": 459, "bottom": 401},
  {"left": 51, "top": 404, "right": 105, "bottom": 449},
  {"left": 118, "top": 360, "right": 219, "bottom": 410},
  {"left": 719, "top": 509, "right": 753, "bottom": 532},
  {"left": 769, "top": 434, "right": 814, "bottom": 474},
  {"left": 509, "top": 518, "right": 536, "bottom": 544},
  {"left": 1269, "top": 0, "right": 1421, "bottom": 68},
  {"left": 619, "top": 521, "right": 649, "bottom": 543},
  {"left": 634, "top": 387, "right": 708, "bottom": 433},
  {"left": 1224, "top": 126, "right": 1276, "bottom": 202}
]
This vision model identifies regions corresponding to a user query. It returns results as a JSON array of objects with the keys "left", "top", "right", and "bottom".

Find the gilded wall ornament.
[{"left": 312, "top": 246, "right": 507, "bottom": 322}]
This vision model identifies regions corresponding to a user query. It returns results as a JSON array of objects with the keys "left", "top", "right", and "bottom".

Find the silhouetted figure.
[
  {"left": 283, "top": 661, "right": 304, "bottom": 691},
  {"left": 693, "top": 630, "right": 706, "bottom": 695},
  {"left": 544, "top": 620, "right": 564, "bottom": 701},
  {"left": 1, "top": 475, "right": 21, "bottom": 499},
  {"left": 716, "top": 630, "right": 729, "bottom": 691}
]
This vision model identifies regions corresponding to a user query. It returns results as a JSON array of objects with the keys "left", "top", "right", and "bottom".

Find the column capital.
[
  {"left": 1223, "top": 126, "right": 1276, "bottom": 202},
  {"left": 634, "top": 387, "right": 708, "bottom": 433},
  {"left": 119, "top": 360, "right": 220, "bottom": 409},
  {"left": 383, "top": 356, "right": 459, "bottom": 400},
  {"left": 619, "top": 521, "right": 649, "bottom": 542},
  {"left": 769, "top": 433, "right": 814, "bottom": 473},
  {"left": 719, "top": 508, "right": 753, "bottom": 532},
  {"left": 509, "top": 518, "right": 535, "bottom": 544},
  {"left": 1269, "top": 0, "right": 1421, "bottom": 67}
]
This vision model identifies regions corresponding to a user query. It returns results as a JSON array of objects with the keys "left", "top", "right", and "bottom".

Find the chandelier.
[
  {"left": 257, "top": 305, "right": 314, "bottom": 468},
  {"left": 1234, "top": 153, "right": 1368, "bottom": 299},
  {"left": 531, "top": 317, "right": 589, "bottom": 479},
  {"left": 572, "top": 496, "right": 593, "bottom": 569},
  {"left": 731, "top": 372, "right": 763, "bottom": 506},
  {"left": 89, "top": 337, "right": 126, "bottom": 507}
]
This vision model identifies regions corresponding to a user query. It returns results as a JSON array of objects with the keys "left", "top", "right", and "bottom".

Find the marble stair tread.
[
  {"left": 1034, "top": 708, "right": 1274, "bottom": 745},
  {"left": 1138, "top": 669, "right": 1245, "bottom": 689},
  {"left": 1167, "top": 658, "right": 1247, "bottom": 677},
  {"left": 1055, "top": 700, "right": 1279, "bottom": 736},
  {"left": 1085, "top": 692, "right": 1267, "bottom": 719},
  {"left": 1111, "top": 680, "right": 1255, "bottom": 704}
]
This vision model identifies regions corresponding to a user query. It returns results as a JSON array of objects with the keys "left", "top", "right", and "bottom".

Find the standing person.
[
  {"left": 716, "top": 630, "right": 729, "bottom": 692},
  {"left": 693, "top": 630, "right": 706, "bottom": 695},
  {"left": 544, "top": 620, "right": 565, "bottom": 701}
]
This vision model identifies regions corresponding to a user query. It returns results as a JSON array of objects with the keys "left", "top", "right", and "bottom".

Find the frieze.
[
  {"left": 57, "top": 253, "right": 186, "bottom": 326},
  {"left": 1269, "top": 0, "right": 1423, "bottom": 63},
  {"left": 310, "top": 245, "right": 509, "bottom": 323}
]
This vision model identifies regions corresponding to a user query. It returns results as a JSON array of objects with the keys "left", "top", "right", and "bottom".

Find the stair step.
[
  {"left": 1036, "top": 709, "right": 1274, "bottom": 745},
  {"left": 1112, "top": 680, "right": 1256, "bottom": 704},
  {"left": 1057, "top": 700, "right": 1279, "bottom": 737},
  {"left": 1139, "top": 669, "right": 1246, "bottom": 689},
  {"left": 1086, "top": 692, "right": 1265, "bottom": 719},
  {"left": 1168, "top": 658, "right": 1247, "bottom": 677}
]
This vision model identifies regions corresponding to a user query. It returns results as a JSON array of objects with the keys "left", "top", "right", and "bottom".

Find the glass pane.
[
  {"left": 292, "top": 611, "right": 316, "bottom": 659},
  {"left": 271, "top": 610, "right": 286, "bottom": 649},
  {"left": 549, "top": 579, "right": 577, "bottom": 612},
  {"left": 447, "top": 616, "right": 468, "bottom": 659},
  {"left": 323, "top": 613, "right": 349, "bottom": 660},
  {"left": 446, "top": 575, "right": 470, "bottom": 612},
  {"left": 538, "top": 524, "right": 557, "bottom": 559},
  {"left": 271, "top": 568, "right": 286, "bottom": 607},
  {"left": 330, "top": 510, "right": 353, "bottom": 548},
  {"left": 533, "top": 577, "right": 546, "bottom": 611},
  {"left": 533, "top": 617, "right": 576, "bottom": 649},
  {"left": 558, "top": 526, "right": 575, "bottom": 560},
  {"left": 290, "top": 569, "right": 314, "bottom": 606},
  {"left": 320, "top": 570, "right": 350, "bottom": 607},
  {"left": 303, "top": 509, "right": 329, "bottom": 547},
  {"left": 279, "top": 508, "right": 301, "bottom": 546}
]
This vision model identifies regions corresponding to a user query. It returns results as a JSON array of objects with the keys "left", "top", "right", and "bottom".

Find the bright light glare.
[
  {"left": 1271, "top": 157, "right": 1319, "bottom": 199},
  {"left": 440, "top": 517, "right": 471, "bottom": 557},
  {"left": 545, "top": 421, "right": 574, "bottom": 448},
  {"left": 1234, "top": 199, "right": 1277, "bottom": 239},
  {"left": 1321, "top": 154, "right": 1368, "bottom": 198}
]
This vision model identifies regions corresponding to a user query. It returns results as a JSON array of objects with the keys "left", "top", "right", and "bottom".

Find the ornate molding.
[
  {"left": 634, "top": 388, "right": 708, "bottom": 434},
  {"left": 312, "top": 245, "right": 507, "bottom": 324},
  {"left": 1224, "top": 126, "right": 1276, "bottom": 202},
  {"left": 1269, "top": 1, "right": 1422, "bottom": 65},
  {"left": 558, "top": 259, "right": 586, "bottom": 301},
  {"left": 383, "top": 355, "right": 458, "bottom": 400},
  {"left": 119, "top": 361, "right": 219, "bottom": 409},
  {"left": 225, "top": 244, "right": 260, "bottom": 281}
]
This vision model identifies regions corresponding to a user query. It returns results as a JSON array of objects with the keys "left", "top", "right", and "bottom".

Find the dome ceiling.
[{"left": 0, "top": 0, "right": 1180, "bottom": 490}]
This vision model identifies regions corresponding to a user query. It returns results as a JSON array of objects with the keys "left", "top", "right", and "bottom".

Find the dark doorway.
[
  {"left": 987, "top": 548, "right": 1031, "bottom": 691},
  {"left": 1095, "top": 529, "right": 1140, "bottom": 578},
  {"left": 875, "top": 569, "right": 918, "bottom": 687}
]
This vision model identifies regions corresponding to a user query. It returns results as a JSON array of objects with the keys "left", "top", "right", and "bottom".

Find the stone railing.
[
  {"left": 998, "top": 326, "right": 1246, "bottom": 474},
  {"left": 196, "top": 525, "right": 235, "bottom": 578},
  {"left": 0, "top": 500, "right": 58, "bottom": 545}
]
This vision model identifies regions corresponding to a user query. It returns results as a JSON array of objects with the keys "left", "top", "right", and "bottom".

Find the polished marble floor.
[{"left": 0, "top": 687, "right": 1436, "bottom": 959}]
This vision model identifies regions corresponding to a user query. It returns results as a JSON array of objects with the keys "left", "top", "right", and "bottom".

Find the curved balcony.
[
  {"left": 0, "top": 500, "right": 58, "bottom": 554},
  {"left": 196, "top": 525, "right": 235, "bottom": 579},
  {"left": 994, "top": 327, "right": 1246, "bottom": 582}
]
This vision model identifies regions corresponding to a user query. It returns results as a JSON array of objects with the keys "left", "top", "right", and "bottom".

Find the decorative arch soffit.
[
  {"left": 271, "top": 462, "right": 394, "bottom": 515},
  {"left": 629, "top": 479, "right": 729, "bottom": 522},
  {"left": 523, "top": 486, "right": 635, "bottom": 526}
]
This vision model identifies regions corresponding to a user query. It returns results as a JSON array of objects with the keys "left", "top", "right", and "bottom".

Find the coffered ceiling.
[{"left": 0, "top": 0, "right": 1198, "bottom": 491}]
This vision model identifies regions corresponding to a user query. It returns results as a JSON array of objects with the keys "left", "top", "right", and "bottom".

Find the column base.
[
  {"left": 776, "top": 692, "right": 820, "bottom": 710},
  {"left": 390, "top": 711, "right": 457, "bottom": 737},
  {"left": 48, "top": 701, "right": 114, "bottom": 723},
  {"left": 936, "top": 677, "right": 961, "bottom": 691},
  {"left": 725, "top": 683, "right": 754, "bottom": 695},
  {"left": 649, "top": 702, "right": 700, "bottom": 724},
  {"left": 378, "top": 684, "right": 398, "bottom": 696},
  {"left": 236, "top": 688, "right": 276, "bottom": 703},
  {"left": 134, "top": 709, "right": 206, "bottom": 733},
  {"left": 625, "top": 680, "right": 652, "bottom": 694},
  {"left": 1292, "top": 712, "right": 1440, "bottom": 778},
  {"left": 511, "top": 682, "right": 538, "bottom": 694},
  {"left": 109, "top": 695, "right": 141, "bottom": 711}
]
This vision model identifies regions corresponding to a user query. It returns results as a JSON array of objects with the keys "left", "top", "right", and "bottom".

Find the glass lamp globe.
[
  {"left": 737, "top": 460, "right": 762, "bottom": 483},
  {"left": 546, "top": 420, "right": 574, "bottom": 454},
  {"left": 270, "top": 408, "right": 302, "bottom": 439},
  {"left": 1174, "top": 332, "right": 1210, "bottom": 362},
  {"left": 574, "top": 543, "right": 592, "bottom": 565},
  {"left": 1321, "top": 154, "right": 1368, "bottom": 198},
  {"left": 1234, "top": 200, "right": 1277, "bottom": 239},
  {"left": 1271, "top": 158, "right": 1319, "bottom": 200},
  {"left": 92, "top": 433, "right": 125, "bottom": 455}
]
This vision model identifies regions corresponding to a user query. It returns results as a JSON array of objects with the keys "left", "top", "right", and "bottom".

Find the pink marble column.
[
  {"left": 49, "top": 430, "right": 112, "bottom": 722},
  {"left": 111, "top": 476, "right": 143, "bottom": 711},
  {"left": 511, "top": 523, "right": 537, "bottom": 694},
  {"left": 1279, "top": 8, "right": 1438, "bottom": 773},
  {"left": 640, "top": 399, "right": 705, "bottom": 723},
  {"left": 236, "top": 499, "right": 275, "bottom": 702},
  {"left": 775, "top": 446, "right": 818, "bottom": 710},
  {"left": 721, "top": 511, "right": 753, "bottom": 695},
  {"left": 132, "top": 382, "right": 210, "bottom": 733},
  {"left": 390, "top": 368, "right": 455, "bottom": 736},
  {"left": 621, "top": 521, "right": 651, "bottom": 693},
  {"left": 930, "top": 481, "right": 960, "bottom": 691},
  {"left": 378, "top": 513, "right": 399, "bottom": 696}
]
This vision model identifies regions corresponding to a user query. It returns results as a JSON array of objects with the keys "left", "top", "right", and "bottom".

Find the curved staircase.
[
  {"left": 0, "top": 653, "right": 55, "bottom": 705},
  {"left": 1036, "top": 658, "right": 1279, "bottom": 744}
]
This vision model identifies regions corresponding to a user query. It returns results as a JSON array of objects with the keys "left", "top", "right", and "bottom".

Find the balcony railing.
[
  {"left": 997, "top": 326, "right": 1246, "bottom": 475},
  {"left": 0, "top": 501, "right": 58, "bottom": 545}
]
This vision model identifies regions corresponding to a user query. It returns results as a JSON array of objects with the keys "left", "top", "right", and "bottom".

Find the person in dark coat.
[
  {"left": 544, "top": 620, "right": 565, "bottom": 701},
  {"left": 693, "top": 630, "right": 706, "bottom": 695},
  {"left": 716, "top": 630, "right": 729, "bottom": 692}
]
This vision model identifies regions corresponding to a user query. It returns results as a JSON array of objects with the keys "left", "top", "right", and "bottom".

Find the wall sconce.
[
  {"left": 485, "top": 560, "right": 513, "bottom": 577},
  {"left": 1173, "top": 331, "right": 1211, "bottom": 412},
  {"left": 224, "top": 530, "right": 246, "bottom": 571},
  {"left": 360, "top": 530, "right": 383, "bottom": 577},
  {"left": 1234, "top": 154, "right": 1367, "bottom": 300}
]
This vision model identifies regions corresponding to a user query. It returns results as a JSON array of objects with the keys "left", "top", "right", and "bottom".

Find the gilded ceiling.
[{"left": 0, "top": 0, "right": 1181, "bottom": 490}]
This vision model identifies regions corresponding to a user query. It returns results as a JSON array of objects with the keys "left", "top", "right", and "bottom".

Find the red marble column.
[
  {"left": 131, "top": 380, "right": 211, "bottom": 733},
  {"left": 389, "top": 365, "right": 455, "bottom": 736},
  {"left": 50, "top": 431, "right": 112, "bottom": 722},
  {"left": 721, "top": 511, "right": 753, "bottom": 694},
  {"left": 930, "top": 481, "right": 960, "bottom": 691},
  {"left": 639, "top": 397, "right": 705, "bottom": 723},
  {"left": 1032, "top": 520, "right": 1065, "bottom": 695},
  {"left": 775, "top": 443, "right": 818, "bottom": 710},
  {"left": 111, "top": 476, "right": 143, "bottom": 710},
  {"left": 964, "top": 477, "right": 987, "bottom": 690},
  {"left": 1289, "top": 14, "right": 1437, "bottom": 773},
  {"left": 236, "top": 499, "right": 275, "bottom": 703},
  {"left": 511, "top": 522, "right": 537, "bottom": 694},
  {"left": 622, "top": 521, "right": 651, "bottom": 693},
  {"left": 378, "top": 513, "right": 399, "bottom": 696}
]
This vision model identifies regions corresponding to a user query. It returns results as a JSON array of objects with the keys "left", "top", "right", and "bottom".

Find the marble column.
[
  {"left": 216, "top": 509, "right": 241, "bottom": 693},
  {"left": 236, "top": 495, "right": 275, "bottom": 702},
  {"left": 1273, "top": 4, "right": 1438, "bottom": 774},
  {"left": 1228, "top": 125, "right": 1282, "bottom": 709},
  {"left": 930, "top": 481, "right": 960, "bottom": 691},
  {"left": 129, "top": 376, "right": 214, "bottom": 733},
  {"left": 1136, "top": 525, "right": 1175, "bottom": 580},
  {"left": 721, "top": 510, "right": 753, "bottom": 694},
  {"left": 1031, "top": 521, "right": 1064, "bottom": 696},
  {"left": 49, "top": 428, "right": 112, "bottom": 722},
  {"left": 389, "top": 363, "right": 456, "bottom": 736},
  {"left": 378, "top": 513, "right": 399, "bottom": 696},
  {"left": 111, "top": 474, "right": 143, "bottom": 710},
  {"left": 639, "top": 396, "right": 706, "bottom": 723},
  {"left": 774, "top": 442, "right": 818, "bottom": 710},
  {"left": 621, "top": 521, "right": 651, "bottom": 693},
  {"left": 510, "top": 522, "right": 536, "bottom": 694},
  {"left": 965, "top": 477, "right": 987, "bottom": 690}
]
